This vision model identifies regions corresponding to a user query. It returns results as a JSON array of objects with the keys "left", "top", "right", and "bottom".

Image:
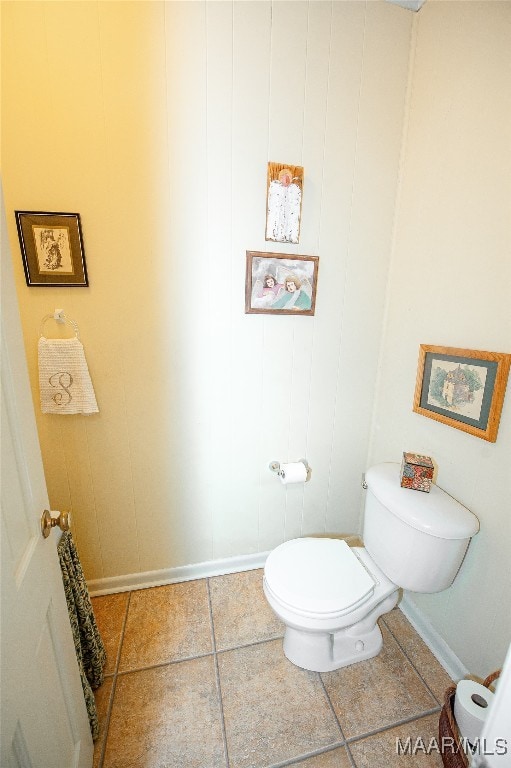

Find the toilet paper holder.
[{"left": 269, "top": 459, "right": 311, "bottom": 482}]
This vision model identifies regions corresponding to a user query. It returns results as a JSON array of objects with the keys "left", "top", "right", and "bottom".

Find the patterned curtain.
[{"left": 57, "top": 531, "right": 106, "bottom": 740}]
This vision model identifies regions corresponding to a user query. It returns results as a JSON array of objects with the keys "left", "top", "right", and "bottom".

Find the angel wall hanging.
[
  {"left": 265, "top": 162, "right": 304, "bottom": 244},
  {"left": 245, "top": 251, "right": 318, "bottom": 316}
]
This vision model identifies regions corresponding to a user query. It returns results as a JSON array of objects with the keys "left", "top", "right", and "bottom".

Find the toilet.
[{"left": 263, "top": 462, "right": 479, "bottom": 672}]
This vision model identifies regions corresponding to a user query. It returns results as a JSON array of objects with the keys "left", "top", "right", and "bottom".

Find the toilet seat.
[{"left": 264, "top": 538, "right": 376, "bottom": 619}]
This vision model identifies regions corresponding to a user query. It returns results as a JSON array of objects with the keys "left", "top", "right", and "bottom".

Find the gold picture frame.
[
  {"left": 413, "top": 344, "right": 510, "bottom": 442},
  {"left": 245, "top": 250, "right": 318, "bottom": 316}
]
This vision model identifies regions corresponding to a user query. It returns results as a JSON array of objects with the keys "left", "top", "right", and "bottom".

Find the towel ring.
[{"left": 40, "top": 310, "right": 80, "bottom": 339}]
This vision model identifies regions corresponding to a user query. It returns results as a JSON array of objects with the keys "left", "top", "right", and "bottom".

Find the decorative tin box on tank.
[{"left": 400, "top": 452, "right": 434, "bottom": 492}]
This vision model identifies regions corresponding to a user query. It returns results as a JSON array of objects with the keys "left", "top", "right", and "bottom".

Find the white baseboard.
[
  {"left": 399, "top": 592, "right": 468, "bottom": 682},
  {"left": 87, "top": 550, "right": 270, "bottom": 597}
]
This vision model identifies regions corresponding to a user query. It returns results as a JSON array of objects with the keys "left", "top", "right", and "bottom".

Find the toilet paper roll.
[
  {"left": 279, "top": 462, "right": 307, "bottom": 484},
  {"left": 454, "top": 680, "right": 494, "bottom": 745}
]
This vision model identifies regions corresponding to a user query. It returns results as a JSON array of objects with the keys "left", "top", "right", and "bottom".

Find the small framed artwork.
[
  {"left": 15, "top": 211, "right": 88, "bottom": 287},
  {"left": 265, "top": 162, "right": 304, "bottom": 244},
  {"left": 245, "top": 250, "right": 318, "bottom": 316},
  {"left": 413, "top": 344, "right": 511, "bottom": 442}
]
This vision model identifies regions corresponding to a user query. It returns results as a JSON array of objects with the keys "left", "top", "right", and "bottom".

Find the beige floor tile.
[
  {"left": 349, "top": 713, "right": 444, "bottom": 767},
  {"left": 287, "top": 747, "right": 352, "bottom": 767},
  {"left": 93, "top": 677, "right": 113, "bottom": 768},
  {"left": 321, "top": 624, "right": 437, "bottom": 740},
  {"left": 383, "top": 609, "right": 453, "bottom": 704},
  {"left": 102, "top": 656, "right": 225, "bottom": 768},
  {"left": 119, "top": 581, "right": 212, "bottom": 671},
  {"left": 218, "top": 639, "right": 342, "bottom": 768},
  {"left": 92, "top": 592, "right": 129, "bottom": 675},
  {"left": 209, "top": 568, "right": 284, "bottom": 650}
]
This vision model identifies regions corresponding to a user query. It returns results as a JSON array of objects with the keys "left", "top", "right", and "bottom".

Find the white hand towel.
[{"left": 38, "top": 337, "right": 99, "bottom": 415}]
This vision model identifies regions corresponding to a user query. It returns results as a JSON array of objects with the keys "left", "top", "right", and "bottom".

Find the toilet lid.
[{"left": 264, "top": 538, "right": 375, "bottom": 616}]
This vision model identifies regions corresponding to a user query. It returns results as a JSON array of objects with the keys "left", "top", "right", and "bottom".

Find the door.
[
  {"left": 0, "top": 188, "right": 93, "bottom": 768},
  {"left": 479, "top": 642, "right": 511, "bottom": 767}
]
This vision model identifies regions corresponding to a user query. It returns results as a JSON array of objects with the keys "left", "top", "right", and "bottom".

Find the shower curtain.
[{"left": 57, "top": 531, "right": 106, "bottom": 740}]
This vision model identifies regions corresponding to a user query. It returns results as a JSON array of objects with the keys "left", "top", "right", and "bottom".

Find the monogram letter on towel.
[{"left": 38, "top": 337, "right": 99, "bottom": 414}]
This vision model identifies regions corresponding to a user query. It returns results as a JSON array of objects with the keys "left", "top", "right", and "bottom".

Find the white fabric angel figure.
[{"left": 266, "top": 168, "right": 302, "bottom": 244}]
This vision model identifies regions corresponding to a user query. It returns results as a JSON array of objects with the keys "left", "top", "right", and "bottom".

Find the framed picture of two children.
[{"left": 245, "top": 251, "right": 318, "bottom": 316}]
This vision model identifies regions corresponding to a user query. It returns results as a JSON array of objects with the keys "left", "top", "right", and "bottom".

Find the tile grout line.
[
  {"left": 97, "top": 591, "right": 132, "bottom": 768},
  {"left": 112, "top": 633, "right": 285, "bottom": 678},
  {"left": 345, "top": 705, "right": 442, "bottom": 746},
  {"left": 317, "top": 673, "right": 358, "bottom": 768},
  {"left": 265, "top": 740, "right": 346, "bottom": 768},
  {"left": 216, "top": 632, "right": 285, "bottom": 655},
  {"left": 381, "top": 614, "right": 446, "bottom": 706},
  {"left": 115, "top": 650, "right": 216, "bottom": 676},
  {"left": 206, "top": 577, "right": 231, "bottom": 768}
]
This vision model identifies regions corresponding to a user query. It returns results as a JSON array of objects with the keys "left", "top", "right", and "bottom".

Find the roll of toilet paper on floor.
[
  {"left": 454, "top": 680, "right": 494, "bottom": 744},
  {"left": 279, "top": 462, "right": 307, "bottom": 484}
]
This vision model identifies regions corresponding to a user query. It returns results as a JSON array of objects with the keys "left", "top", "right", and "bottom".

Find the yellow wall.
[
  {"left": 2, "top": 2, "right": 412, "bottom": 581},
  {"left": 370, "top": 1, "right": 511, "bottom": 675}
]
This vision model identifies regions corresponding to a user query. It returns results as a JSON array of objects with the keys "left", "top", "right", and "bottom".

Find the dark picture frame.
[
  {"left": 245, "top": 251, "right": 318, "bottom": 316},
  {"left": 413, "top": 344, "right": 511, "bottom": 442},
  {"left": 15, "top": 211, "right": 88, "bottom": 287}
]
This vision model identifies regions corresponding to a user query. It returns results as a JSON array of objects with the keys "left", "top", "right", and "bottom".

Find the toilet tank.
[{"left": 363, "top": 463, "right": 479, "bottom": 593}]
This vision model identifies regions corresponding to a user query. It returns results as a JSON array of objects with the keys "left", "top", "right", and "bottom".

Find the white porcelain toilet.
[{"left": 263, "top": 462, "right": 479, "bottom": 672}]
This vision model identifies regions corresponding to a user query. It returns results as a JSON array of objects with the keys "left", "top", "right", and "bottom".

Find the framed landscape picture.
[
  {"left": 15, "top": 211, "right": 88, "bottom": 287},
  {"left": 413, "top": 345, "right": 511, "bottom": 442},
  {"left": 245, "top": 251, "right": 318, "bottom": 316}
]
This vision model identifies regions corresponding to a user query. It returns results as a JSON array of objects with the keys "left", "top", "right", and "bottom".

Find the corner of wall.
[{"left": 364, "top": 13, "right": 419, "bottom": 490}]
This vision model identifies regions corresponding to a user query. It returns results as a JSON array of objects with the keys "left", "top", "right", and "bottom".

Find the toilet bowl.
[
  {"left": 263, "top": 462, "right": 479, "bottom": 673},
  {"left": 264, "top": 539, "right": 399, "bottom": 671}
]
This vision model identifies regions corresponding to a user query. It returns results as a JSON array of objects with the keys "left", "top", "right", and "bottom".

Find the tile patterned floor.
[{"left": 92, "top": 569, "right": 451, "bottom": 768}]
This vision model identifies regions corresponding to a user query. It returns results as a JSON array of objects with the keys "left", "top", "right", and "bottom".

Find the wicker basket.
[{"left": 438, "top": 671, "right": 500, "bottom": 768}]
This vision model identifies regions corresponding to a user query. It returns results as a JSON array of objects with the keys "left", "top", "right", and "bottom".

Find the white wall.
[
  {"left": 369, "top": 1, "right": 511, "bottom": 676},
  {"left": 1, "top": 2, "right": 412, "bottom": 581}
]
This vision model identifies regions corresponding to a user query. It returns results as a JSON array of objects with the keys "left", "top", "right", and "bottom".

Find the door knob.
[{"left": 40, "top": 509, "right": 71, "bottom": 539}]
